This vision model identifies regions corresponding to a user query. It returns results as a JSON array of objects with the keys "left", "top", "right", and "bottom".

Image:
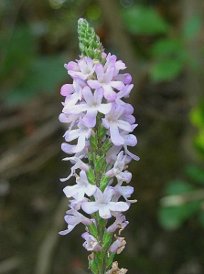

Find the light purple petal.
[
  {"left": 104, "top": 66, "right": 114, "bottom": 83},
  {"left": 110, "top": 124, "right": 124, "bottom": 146},
  {"left": 98, "top": 103, "right": 112, "bottom": 114},
  {"left": 125, "top": 134, "right": 137, "bottom": 146},
  {"left": 118, "top": 120, "right": 132, "bottom": 132},
  {"left": 117, "top": 171, "right": 132, "bottom": 183},
  {"left": 65, "top": 61, "right": 78, "bottom": 70},
  {"left": 64, "top": 129, "right": 80, "bottom": 142},
  {"left": 124, "top": 147, "right": 140, "bottom": 161},
  {"left": 83, "top": 109, "right": 97, "bottom": 128},
  {"left": 109, "top": 202, "right": 129, "bottom": 212},
  {"left": 82, "top": 202, "right": 99, "bottom": 215},
  {"left": 110, "top": 81, "right": 124, "bottom": 90},
  {"left": 103, "top": 187, "right": 114, "bottom": 203},
  {"left": 95, "top": 64, "right": 104, "bottom": 82},
  {"left": 94, "top": 88, "right": 103, "bottom": 104},
  {"left": 58, "top": 113, "right": 69, "bottom": 123},
  {"left": 60, "top": 84, "right": 74, "bottom": 96},
  {"left": 99, "top": 206, "right": 112, "bottom": 219},
  {"left": 68, "top": 103, "right": 87, "bottom": 114},
  {"left": 61, "top": 143, "right": 75, "bottom": 154},
  {"left": 118, "top": 185, "right": 134, "bottom": 198},
  {"left": 74, "top": 135, "right": 86, "bottom": 153},
  {"left": 103, "top": 85, "right": 117, "bottom": 102},
  {"left": 85, "top": 184, "right": 97, "bottom": 197},
  {"left": 87, "top": 80, "right": 101, "bottom": 89},
  {"left": 59, "top": 224, "right": 75, "bottom": 235},
  {"left": 82, "top": 86, "right": 94, "bottom": 105}
]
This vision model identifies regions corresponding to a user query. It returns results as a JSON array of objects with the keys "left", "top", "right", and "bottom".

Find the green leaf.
[
  {"left": 0, "top": 25, "right": 36, "bottom": 81},
  {"left": 4, "top": 55, "right": 66, "bottom": 106},
  {"left": 158, "top": 201, "right": 200, "bottom": 230},
  {"left": 165, "top": 180, "right": 194, "bottom": 195},
  {"left": 151, "top": 38, "right": 185, "bottom": 59},
  {"left": 150, "top": 58, "right": 184, "bottom": 82},
  {"left": 123, "top": 6, "right": 169, "bottom": 35},
  {"left": 87, "top": 169, "right": 95, "bottom": 185},
  {"left": 98, "top": 125, "right": 106, "bottom": 139},
  {"left": 89, "top": 257, "right": 99, "bottom": 273},
  {"left": 183, "top": 15, "right": 202, "bottom": 40},
  {"left": 102, "top": 231, "right": 112, "bottom": 249},
  {"left": 190, "top": 102, "right": 204, "bottom": 128},
  {"left": 100, "top": 176, "right": 109, "bottom": 191},
  {"left": 159, "top": 180, "right": 201, "bottom": 229},
  {"left": 88, "top": 223, "right": 98, "bottom": 238},
  {"left": 90, "top": 134, "right": 97, "bottom": 149},
  {"left": 185, "top": 165, "right": 204, "bottom": 185},
  {"left": 106, "top": 253, "right": 115, "bottom": 270},
  {"left": 194, "top": 129, "right": 204, "bottom": 154}
]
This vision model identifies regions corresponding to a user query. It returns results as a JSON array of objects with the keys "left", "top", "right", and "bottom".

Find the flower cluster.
[{"left": 59, "top": 18, "right": 139, "bottom": 274}]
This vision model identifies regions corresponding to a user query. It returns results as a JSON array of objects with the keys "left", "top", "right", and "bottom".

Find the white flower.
[
  {"left": 59, "top": 208, "right": 92, "bottom": 235},
  {"left": 63, "top": 170, "right": 96, "bottom": 201},
  {"left": 81, "top": 187, "right": 129, "bottom": 219},
  {"left": 81, "top": 232, "right": 101, "bottom": 251},
  {"left": 106, "top": 151, "right": 132, "bottom": 183},
  {"left": 60, "top": 156, "right": 89, "bottom": 182}
]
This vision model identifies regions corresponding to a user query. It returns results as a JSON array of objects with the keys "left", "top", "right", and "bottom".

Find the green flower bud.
[{"left": 78, "top": 18, "right": 104, "bottom": 60}]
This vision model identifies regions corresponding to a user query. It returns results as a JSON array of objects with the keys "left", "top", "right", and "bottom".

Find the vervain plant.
[{"left": 59, "top": 18, "right": 139, "bottom": 274}]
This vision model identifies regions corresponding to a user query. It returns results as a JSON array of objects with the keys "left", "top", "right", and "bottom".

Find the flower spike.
[{"left": 59, "top": 18, "right": 139, "bottom": 274}]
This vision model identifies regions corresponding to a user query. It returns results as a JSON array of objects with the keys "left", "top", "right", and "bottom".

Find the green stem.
[{"left": 88, "top": 119, "right": 112, "bottom": 274}]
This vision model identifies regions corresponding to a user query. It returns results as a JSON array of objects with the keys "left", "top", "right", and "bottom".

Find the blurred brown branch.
[
  {"left": 35, "top": 197, "right": 68, "bottom": 274},
  {"left": 0, "top": 257, "right": 21, "bottom": 274},
  {"left": 0, "top": 118, "right": 59, "bottom": 176}
]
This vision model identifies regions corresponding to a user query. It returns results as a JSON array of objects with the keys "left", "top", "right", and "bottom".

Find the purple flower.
[
  {"left": 59, "top": 208, "right": 92, "bottom": 235},
  {"left": 88, "top": 64, "right": 124, "bottom": 101},
  {"left": 112, "top": 184, "right": 136, "bottom": 203},
  {"left": 65, "top": 57, "right": 95, "bottom": 80},
  {"left": 62, "top": 121, "right": 92, "bottom": 154},
  {"left": 106, "top": 151, "right": 132, "bottom": 183},
  {"left": 59, "top": 47, "right": 139, "bottom": 272},
  {"left": 109, "top": 237, "right": 126, "bottom": 254},
  {"left": 60, "top": 156, "right": 89, "bottom": 182},
  {"left": 81, "top": 232, "right": 101, "bottom": 251},
  {"left": 107, "top": 213, "right": 129, "bottom": 233},
  {"left": 103, "top": 105, "right": 134, "bottom": 146},
  {"left": 60, "top": 84, "right": 74, "bottom": 97},
  {"left": 81, "top": 187, "right": 129, "bottom": 219},
  {"left": 63, "top": 170, "right": 96, "bottom": 201},
  {"left": 68, "top": 86, "right": 112, "bottom": 128}
]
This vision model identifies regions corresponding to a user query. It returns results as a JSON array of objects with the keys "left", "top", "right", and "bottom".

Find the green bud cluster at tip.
[{"left": 78, "top": 18, "right": 104, "bottom": 60}]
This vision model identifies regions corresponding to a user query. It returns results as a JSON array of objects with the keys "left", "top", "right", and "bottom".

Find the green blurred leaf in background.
[
  {"left": 190, "top": 102, "right": 204, "bottom": 155},
  {"left": 158, "top": 180, "right": 202, "bottom": 229},
  {"left": 122, "top": 5, "right": 169, "bottom": 35},
  {"left": 150, "top": 38, "right": 186, "bottom": 82}
]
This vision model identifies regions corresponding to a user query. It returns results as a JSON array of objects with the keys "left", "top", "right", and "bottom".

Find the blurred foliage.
[
  {"left": 122, "top": 5, "right": 169, "bottom": 35},
  {"left": 1, "top": 25, "right": 66, "bottom": 105},
  {"left": 150, "top": 38, "right": 186, "bottom": 81},
  {"left": 190, "top": 102, "right": 204, "bottom": 155},
  {"left": 158, "top": 166, "right": 204, "bottom": 230},
  {"left": 0, "top": 0, "right": 84, "bottom": 106},
  {"left": 123, "top": 4, "right": 203, "bottom": 82}
]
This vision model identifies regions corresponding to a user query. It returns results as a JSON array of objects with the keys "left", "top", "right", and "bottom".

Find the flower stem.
[{"left": 88, "top": 119, "right": 113, "bottom": 274}]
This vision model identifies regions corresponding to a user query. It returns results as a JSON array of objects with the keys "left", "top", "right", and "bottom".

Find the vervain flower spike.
[{"left": 59, "top": 18, "right": 139, "bottom": 274}]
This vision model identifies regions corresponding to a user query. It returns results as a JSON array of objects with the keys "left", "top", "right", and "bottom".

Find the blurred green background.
[{"left": 0, "top": 0, "right": 204, "bottom": 273}]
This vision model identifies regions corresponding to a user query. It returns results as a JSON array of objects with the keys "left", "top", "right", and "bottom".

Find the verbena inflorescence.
[{"left": 59, "top": 18, "right": 139, "bottom": 274}]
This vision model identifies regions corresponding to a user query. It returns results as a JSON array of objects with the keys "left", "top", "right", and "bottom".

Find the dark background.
[{"left": 0, "top": 0, "right": 204, "bottom": 273}]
